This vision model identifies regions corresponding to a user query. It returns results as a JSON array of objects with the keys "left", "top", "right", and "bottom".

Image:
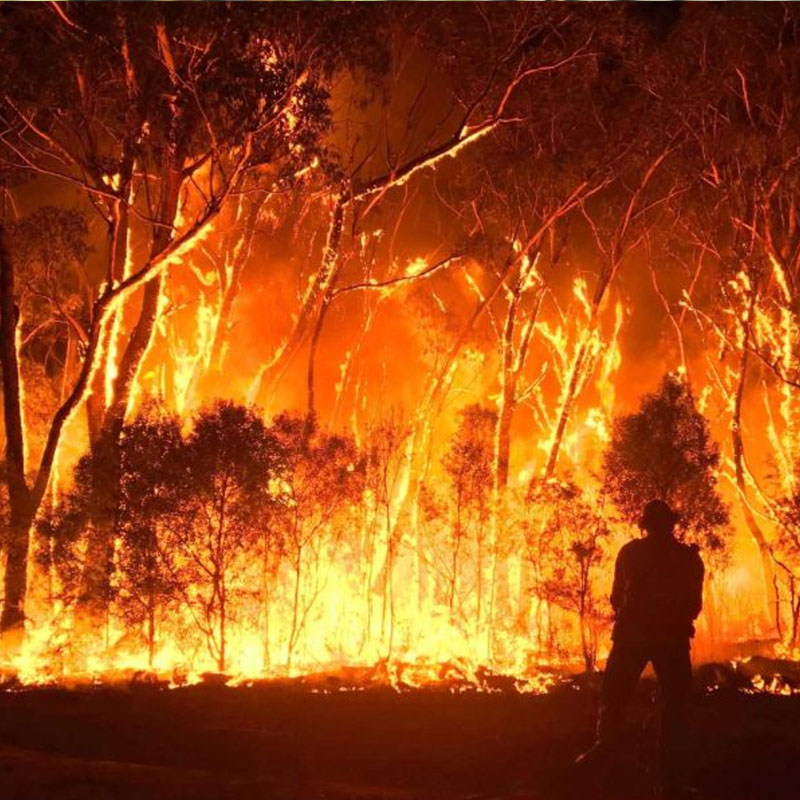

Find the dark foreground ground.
[{"left": 0, "top": 672, "right": 796, "bottom": 800}]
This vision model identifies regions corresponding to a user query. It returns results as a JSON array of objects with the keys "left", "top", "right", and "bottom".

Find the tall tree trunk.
[
  {"left": 542, "top": 258, "right": 615, "bottom": 479},
  {"left": 449, "top": 494, "right": 463, "bottom": 618},
  {"left": 256, "top": 195, "right": 345, "bottom": 406},
  {"left": 306, "top": 295, "right": 331, "bottom": 421},
  {"left": 288, "top": 538, "right": 303, "bottom": 670},
  {"left": 544, "top": 335, "right": 589, "bottom": 477},
  {"left": 207, "top": 196, "right": 262, "bottom": 373},
  {"left": 78, "top": 151, "right": 185, "bottom": 618},
  {"left": 732, "top": 344, "right": 780, "bottom": 634},
  {"left": 218, "top": 585, "right": 227, "bottom": 673},
  {"left": 0, "top": 223, "right": 34, "bottom": 639},
  {"left": 490, "top": 302, "right": 521, "bottom": 651},
  {"left": 261, "top": 534, "right": 274, "bottom": 672},
  {"left": 493, "top": 262, "right": 543, "bottom": 635},
  {"left": 147, "top": 591, "right": 156, "bottom": 669}
]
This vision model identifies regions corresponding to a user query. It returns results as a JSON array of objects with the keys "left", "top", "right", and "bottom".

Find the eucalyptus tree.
[
  {"left": 659, "top": 3, "right": 800, "bottom": 631},
  {"left": 603, "top": 373, "right": 730, "bottom": 558},
  {"left": 167, "top": 402, "right": 285, "bottom": 673},
  {"left": 0, "top": 1, "right": 376, "bottom": 635}
]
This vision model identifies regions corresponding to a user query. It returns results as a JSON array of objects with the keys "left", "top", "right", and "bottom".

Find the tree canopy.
[{"left": 603, "top": 373, "right": 730, "bottom": 555}]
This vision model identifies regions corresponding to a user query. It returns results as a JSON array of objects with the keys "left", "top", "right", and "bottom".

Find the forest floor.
[{"left": 0, "top": 667, "right": 796, "bottom": 800}]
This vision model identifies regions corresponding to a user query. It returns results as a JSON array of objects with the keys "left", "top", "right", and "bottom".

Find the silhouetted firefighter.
[{"left": 576, "top": 499, "right": 704, "bottom": 794}]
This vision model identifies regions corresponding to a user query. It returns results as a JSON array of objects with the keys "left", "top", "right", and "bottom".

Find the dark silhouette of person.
[{"left": 577, "top": 499, "right": 704, "bottom": 793}]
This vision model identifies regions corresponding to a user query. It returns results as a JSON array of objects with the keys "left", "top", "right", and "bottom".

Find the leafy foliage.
[
  {"left": 165, "top": 401, "right": 285, "bottom": 669},
  {"left": 603, "top": 373, "right": 730, "bottom": 556},
  {"left": 523, "top": 478, "right": 611, "bottom": 670},
  {"left": 38, "top": 404, "right": 184, "bottom": 635},
  {"left": 268, "top": 413, "right": 366, "bottom": 663},
  {"left": 39, "top": 401, "right": 288, "bottom": 668},
  {"left": 442, "top": 404, "right": 495, "bottom": 521}
]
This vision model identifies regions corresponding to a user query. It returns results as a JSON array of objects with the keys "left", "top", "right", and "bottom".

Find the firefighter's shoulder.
[
  {"left": 618, "top": 538, "right": 643, "bottom": 556},
  {"left": 683, "top": 541, "right": 704, "bottom": 567},
  {"left": 616, "top": 537, "right": 645, "bottom": 565}
]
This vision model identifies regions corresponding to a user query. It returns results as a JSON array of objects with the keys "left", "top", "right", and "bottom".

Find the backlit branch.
[
  {"left": 331, "top": 254, "right": 463, "bottom": 299},
  {"left": 31, "top": 136, "right": 252, "bottom": 503}
]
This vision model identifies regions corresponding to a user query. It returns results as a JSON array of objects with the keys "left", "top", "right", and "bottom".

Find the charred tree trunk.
[
  {"left": 85, "top": 119, "right": 138, "bottom": 446},
  {"left": 288, "top": 546, "right": 303, "bottom": 670},
  {"left": 491, "top": 347, "right": 518, "bottom": 647},
  {"left": 380, "top": 486, "right": 396, "bottom": 658},
  {"left": 493, "top": 256, "right": 543, "bottom": 643},
  {"left": 261, "top": 532, "right": 274, "bottom": 672},
  {"left": 218, "top": 583, "right": 227, "bottom": 673},
  {"left": 578, "top": 559, "right": 594, "bottom": 673},
  {"left": 494, "top": 249, "right": 548, "bottom": 486},
  {"left": 476, "top": 511, "right": 486, "bottom": 634},
  {"left": 0, "top": 223, "right": 35, "bottom": 639},
  {"left": 147, "top": 588, "right": 156, "bottom": 669},
  {"left": 306, "top": 294, "right": 332, "bottom": 421},
  {"left": 1, "top": 503, "right": 35, "bottom": 641},
  {"left": 361, "top": 504, "right": 379, "bottom": 655},
  {"left": 449, "top": 490, "right": 464, "bottom": 618}
]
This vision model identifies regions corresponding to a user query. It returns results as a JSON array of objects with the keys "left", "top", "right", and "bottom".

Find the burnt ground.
[{"left": 0, "top": 676, "right": 795, "bottom": 800}]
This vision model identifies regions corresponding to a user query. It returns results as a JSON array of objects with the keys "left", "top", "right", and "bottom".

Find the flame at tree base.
[{"left": 0, "top": 605, "right": 568, "bottom": 693}]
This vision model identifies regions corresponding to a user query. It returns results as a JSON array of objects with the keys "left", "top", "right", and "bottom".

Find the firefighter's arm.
[
  {"left": 610, "top": 546, "right": 627, "bottom": 614},
  {"left": 688, "top": 545, "right": 704, "bottom": 620}
]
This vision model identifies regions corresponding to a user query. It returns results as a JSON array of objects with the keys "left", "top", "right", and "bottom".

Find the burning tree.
[
  {"left": 3, "top": 2, "right": 800, "bottom": 683},
  {"left": 269, "top": 414, "right": 365, "bottom": 669},
  {"left": 441, "top": 404, "right": 495, "bottom": 628},
  {"left": 112, "top": 409, "right": 185, "bottom": 667},
  {"left": 41, "top": 401, "right": 286, "bottom": 673},
  {"left": 251, "top": 3, "right": 600, "bottom": 410},
  {"left": 603, "top": 373, "right": 730, "bottom": 557},
  {"left": 37, "top": 404, "right": 185, "bottom": 667},
  {"left": 4, "top": 207, "right": 91, "bottom": 392},
  {"left": 644, "top": 4, "right": 800, "bottom": 636},
  {"left": 772, "top": 478, "right": 800, "bottom": 649},
  {"left": 363, "top": 410, "right": 410, "bottom": 659},
  {"left": 0, "top": 1, "right": 381, "bottom": 638},
  {"left": 164, "top": 401, "right": 284, "bottom": 673},
  {"left": 523, "top": 478, "right": 611, "bottom": 672}
]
